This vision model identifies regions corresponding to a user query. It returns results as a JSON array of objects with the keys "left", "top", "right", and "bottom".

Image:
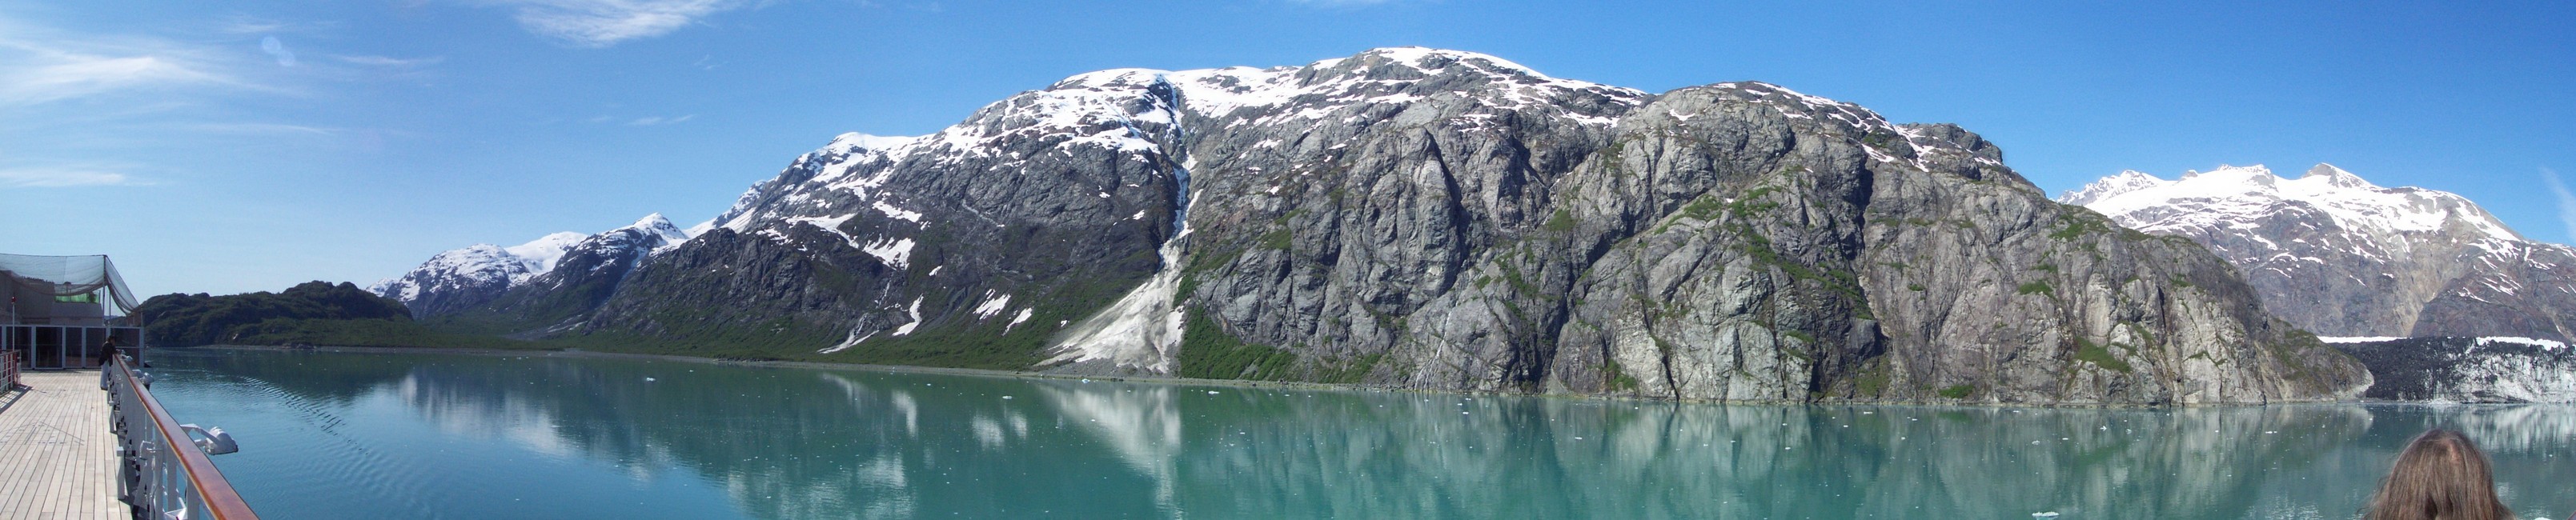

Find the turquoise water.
[{"left": 146, "top": 349, "right": 2576, "bottom": 519}]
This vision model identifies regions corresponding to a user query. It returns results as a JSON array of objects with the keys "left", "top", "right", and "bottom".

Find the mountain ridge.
[
  {"left": 371, "top": 214, "right": 691, "bottom": 319},
  {"left": 2064, "top": 164, "right": 2576, "bottom": 342},
  {"left": 379, "top": 47, "right": 2369, "bottom": 404}
]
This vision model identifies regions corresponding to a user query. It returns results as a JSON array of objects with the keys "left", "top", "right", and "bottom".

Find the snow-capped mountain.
[
  {"left": 2064, "top": 164, "right": 2576, "bottom": 341},
  {"left": 476, "top": 46, "right": 2365, "bottom": 405},
  {"left": 372, "top": 214, "right": 688, "bottom": 318}
]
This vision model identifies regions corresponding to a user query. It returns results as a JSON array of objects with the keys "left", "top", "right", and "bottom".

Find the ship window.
[{"left": 55, "top": 293, "right": 96, "bottom": 303}]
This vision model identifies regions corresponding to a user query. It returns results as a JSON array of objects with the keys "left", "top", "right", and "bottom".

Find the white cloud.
[
  {"left": 475, "top": 0, "right": 752, "bottom": 47},
  {"left": 216, "top": 16, "right": 291, "bottom": 35},
  {"left": 628, "top": 114, "right": 694, "bottom": 126},
  {"left": 0, "top": 54, "right": 223, "bottom": 106},
  {"left": 173, "top": 122, "right": 339, "bottom": 135},
  {"left": 2545, "top": 168, "right": 2576, "bottom": 242},
  {"left": 0, "top": 16, "right": 249, "bottom": 106},
  {"left": 0, "top": 166, "right": 141, "bottom": 187},
  {"left": 333, "top": 54, "right": 444, "bottom": 67}
]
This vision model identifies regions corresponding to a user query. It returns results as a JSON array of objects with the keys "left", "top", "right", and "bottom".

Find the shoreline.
[
  {"left": 186, "top": 343, "right": 1412, "bottom": 395},
  {"left": 173, "top": 344, "right": 2397, "bottom": 409}
]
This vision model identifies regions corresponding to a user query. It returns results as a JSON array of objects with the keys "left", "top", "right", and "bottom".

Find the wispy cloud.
[
  {"left": 2544, "top": 168, "right": 2576, "bottom": 242},
  {"left": 0, "top": 54, "right": 224, "bottom": 106},
  {"left": 0, "top": 15, "right": 250, "bottom": 106},
  {"left": 216, "top": 15, "right": 291, "bottom": 35},
  {"left": 333, "top": 54, "right": 444, "bottom": 67},
  {"left": 473, "top": 0, "right": 752, "bottom": 47},
  {"left": 172, "top": 122, "right": 339, "bottom": 134},
  {"left": 0, "top": 166, "right": 142, "bottom": 187},
  {"left": 628, "top": 114, "right": 694, "bottom": 126}
]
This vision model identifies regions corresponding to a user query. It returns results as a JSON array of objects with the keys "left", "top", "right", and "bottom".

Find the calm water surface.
[{"left": 147, "top": 349, "right": 2576, "bottom": 519}]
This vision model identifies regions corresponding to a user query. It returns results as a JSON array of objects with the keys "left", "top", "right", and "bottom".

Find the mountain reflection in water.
[{"left": 149, "top": 350, "right": 2576, "bottom": 519}]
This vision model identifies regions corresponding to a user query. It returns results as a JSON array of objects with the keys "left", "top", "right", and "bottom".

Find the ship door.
[{"left": 31, "top": 326, "right": 65, "bottom": 370}]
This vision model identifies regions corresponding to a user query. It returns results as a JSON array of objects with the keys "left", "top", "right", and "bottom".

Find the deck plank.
[{"left": 0, "top": 370, "right": 122, "bottom": 520}]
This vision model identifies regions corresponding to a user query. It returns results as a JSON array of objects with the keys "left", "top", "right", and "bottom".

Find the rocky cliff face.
[
  {"left": 2064, "top": 165, "right": 2576, "bottom": 342},
  {"left": 453, "top": 48, "right": 2365, "bottom": 404}
]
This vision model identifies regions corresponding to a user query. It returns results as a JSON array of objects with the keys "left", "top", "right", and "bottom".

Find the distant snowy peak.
[
  {"left": 2063, "top": 163, "right": 2520, "bottom": 243},
  {"left": 367, "top": 244, "right": 521, "bottom": 302},
  {"left": 503, "top": 231, "right": 588, "bottom": 277},
  {"left": 2065, "top": 162, "right": 2574, "bottom": 340},
  {"left": 826, "top": 132, "right": 922, "bottom": 152},
  {"left": 557, "top": 213, "right": 693, "bottom": 262},
  {"left": 1046, "top": 46, "right": 1651, "bottom": 124},
  {"left": 2057, "top": 170, "right": 2165, "bottom": 207},
  {"left": 620, "top": 213, "right": 692, "bottom": 244},
  {"left": 2297, "top": 163, "right": 2378, "bottom": 190},
  {"left": 373, "top": 214, "right": 692, "bottom": 317},
  {"left": 368, "top": 228, "right": 586, "bottom": 302}
]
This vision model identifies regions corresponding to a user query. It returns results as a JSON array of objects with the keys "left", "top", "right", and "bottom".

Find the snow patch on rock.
[{"left": 973, "top": 290, "right": 1013, "bottom": 319}]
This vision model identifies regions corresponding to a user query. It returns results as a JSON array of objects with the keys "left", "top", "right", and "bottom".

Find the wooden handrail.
[{"left": 111, "top": 357, "right": 259, "bottom": 520}]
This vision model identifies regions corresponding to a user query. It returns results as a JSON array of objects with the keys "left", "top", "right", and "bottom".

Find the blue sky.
[{"left": 6, "top": 0, "right": 2572, "bottom": 296}]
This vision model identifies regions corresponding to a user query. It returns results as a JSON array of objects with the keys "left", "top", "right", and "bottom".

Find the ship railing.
[{"left": 104, "top": 354, "right": 256, "bottom": 520}]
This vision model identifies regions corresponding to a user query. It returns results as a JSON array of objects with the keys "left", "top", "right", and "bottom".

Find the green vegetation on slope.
[
  {"left": 1178, "top": 311, "right": 1297, "bottom": 381},
  {"left": 133, "top": 282, "right": 538, "bottom": 349}
]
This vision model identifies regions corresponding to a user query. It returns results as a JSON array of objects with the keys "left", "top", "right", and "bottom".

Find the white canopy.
[{"left": 1, "top": 254, "right": 139, "bottom": 315}]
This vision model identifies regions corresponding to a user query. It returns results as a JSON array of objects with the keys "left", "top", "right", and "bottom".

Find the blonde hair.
[{"left": 2365, "top": 429, "right": 2513, "bottom": 520}]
